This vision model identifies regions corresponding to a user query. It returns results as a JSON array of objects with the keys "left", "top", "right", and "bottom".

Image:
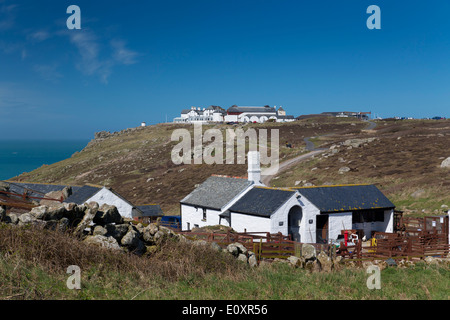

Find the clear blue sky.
[{"left": 1, "top": 0, "right": 449, "bottom": 140}]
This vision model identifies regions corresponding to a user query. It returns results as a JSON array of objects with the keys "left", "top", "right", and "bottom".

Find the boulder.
[
  {"left": 84, "top": 235, "right": 121, "bottom": 250},
  {"left": 18, "top": 213, "right": 35, "bottom": 226},
  {"left": 338, "top": 166, "right": 351, "bottom": 174},
  {"left": 305, "top": 260, "right": 320, "bottom": 272},
  {"left": 231, "top": 242, "right": 247, "bottom": 255},
  {"left": 142, "top": 223, "right": 159, "bottom": 243},
  {"left": 121, "top": 227, "right": 141, "bottom": 248},
  {"left": 105, "top": 223, "right": 129, "bottom": 241},
  {"left": 302, "top": 244, "right": 316, "bottom": 260},
  {"left": 248, "top": 252, "right": 258, "bottom": 268},
  {"left": 317, "top": 251, "right": 333, "bottom": 272},
  {"left": 0, "top": 206, "right": 6, "bottom": 221},
  {"left": 0, "top": 181, "right": 10, "bottom": 192},
  {"left": 287, "top": 256, "right": 304, "bottom": 268},
  {"left": 411, "top": 189, "right": 426, "bottom": 199},
  {"left": 6, "top": 213, "right": 18, "bottom": 225},
  {"left": 94, "top": 204, "right": 123, "bottom": 225},
  {"left": 227, "top": 243, "right": 240, "bottom": 257},
  {"left": 441, "top": 157, "right": 450, "bottom": 168},
  {"left": 93, "top": 225, "right": 108, "bottom": 236},
  {"left": 30, "top": 205, "right": 49, "bottom": 220},
  {"left": 73, "top": 202, "right": 99, "bottom": 237},
  {"left": 237, "top": 253, "right": 248, "bottom": 263}
]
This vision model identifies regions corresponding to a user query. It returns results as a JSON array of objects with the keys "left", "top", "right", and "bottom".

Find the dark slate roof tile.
[
  {"left": 135, "top": 205, "right": 163, "bottom": 217},
  {"left": 180, "top": 176, "right": 253, "bottom": 210},
  {"left": 294, "top": 185, "right": 395, "bottom": 213},
  {"left": 229, "top": 187, "right": 297, "bottom": 217},
  {"left": 64, "top": 185, "right": 101, "bottom": 205}
]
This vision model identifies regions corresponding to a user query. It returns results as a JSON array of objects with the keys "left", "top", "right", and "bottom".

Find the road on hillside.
[{"left": 260, "top": 120, "right": 377, "bottom": 186}]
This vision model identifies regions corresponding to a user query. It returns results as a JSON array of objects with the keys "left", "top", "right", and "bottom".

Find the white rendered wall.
[
  {"left": 270, "top": 193, "right": 302, "bottom": 236},
  {"left": 296, "top": 194, "right": 321, "bottom": 243},
  {"left": 230, "top": 212, "right": 271, "bottom": 233},
  {"left": 180, "top": 204, "right": 221, "bottom": 230},
  {"left": 328, "top": 212, "right": 352, "bottom": 241},
  {"left": 87, "top": 188, "right": 134, "bottom": 219}
]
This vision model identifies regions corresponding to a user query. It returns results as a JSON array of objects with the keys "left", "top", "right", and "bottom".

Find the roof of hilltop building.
[
  {"left": 229, "top": 187, "right": 297, "bottom": 217},
  {"left": 227, "top": 106, "right": 277, "bottom": 114},
  {"left": 292, "top": 184, "right": 395, "bottom": 213},
  {"left": 180, "top": 175, "right": 253, "bottom": 210}
]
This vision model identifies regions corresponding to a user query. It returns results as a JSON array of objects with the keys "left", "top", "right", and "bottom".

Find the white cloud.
[
  {"left": 111, "top": 39, "right": 139, "bottom": 65},
  {"left": 0, "top": 2, "right": 17, "bottom": 31},
  {"left": 67, "top": 29, "right": 139, "bottom": 84},
  {"left": 27, "top": 30, "right": 51, "bottom": 42},
  {"left": 33, "top": 64, "right": 63, "bottom": 82}
]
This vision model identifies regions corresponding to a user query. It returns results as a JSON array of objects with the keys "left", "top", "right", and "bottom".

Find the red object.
[{"left": 344, "top": 231, "right": 348, "bottom": 246}]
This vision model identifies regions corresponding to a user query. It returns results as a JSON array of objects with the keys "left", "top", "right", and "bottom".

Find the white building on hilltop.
[{"left": 174, "top": 105, "right": 295, "bottom": 124}]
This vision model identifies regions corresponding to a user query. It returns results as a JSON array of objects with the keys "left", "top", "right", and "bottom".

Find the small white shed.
[{"left": 64, "top": 185, "right": 141, "bottom": 219}]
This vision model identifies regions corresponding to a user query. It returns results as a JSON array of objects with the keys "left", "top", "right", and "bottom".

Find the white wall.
[
  {"left": 297, "top": 195, "right": 321, "bottom": 244},
  {"left": 87, "top": 188, "right": 134, "bottom": 219},
  {"left": 328, "top": 212, "right": 352, "bottom": 241},
  {"left": 180, "top": 184, "right": 255, "bottom": 231},
  {"left": 270, "top": 193, "right": 301, "bottom": 236},
  {"left": 230, "top": 212, "right": 271, "bottom": 233},
  {"left": 180, "top": 204, "right": 222, "bottom": 230}
]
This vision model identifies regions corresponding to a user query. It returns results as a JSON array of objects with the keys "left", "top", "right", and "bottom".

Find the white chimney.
[{"left": 248, "top": 151, "right": 261, "bottom": 184}]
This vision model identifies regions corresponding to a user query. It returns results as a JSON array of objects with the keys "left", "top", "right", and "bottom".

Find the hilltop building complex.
[{"left": 174, "top": 105, "right": 295, "bottom": 124}]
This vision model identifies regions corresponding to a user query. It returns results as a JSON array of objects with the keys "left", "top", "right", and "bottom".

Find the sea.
[{"left": 0, "top": 140, "right": 90, "bottom": 180}]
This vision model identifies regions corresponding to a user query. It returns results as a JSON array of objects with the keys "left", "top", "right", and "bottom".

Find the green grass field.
[{"left": 1, "top": 224, "right": 448, "bottom": 300}]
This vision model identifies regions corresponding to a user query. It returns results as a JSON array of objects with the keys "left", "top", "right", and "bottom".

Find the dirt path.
[
  {"left": 261, "top": 148, "right": 326, "bottom": 186},
  {"left": 260, "top": 120, "right": 377, "bottom": 187}
]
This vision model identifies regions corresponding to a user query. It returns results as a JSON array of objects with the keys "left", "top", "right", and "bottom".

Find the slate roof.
[
  {"left": 180, "top": 176, "right": 253, "bottom": 210},
  {"left": 294, "top": 185, "right": 395, "bottom": 213},
  {"left": 135, "top": 205, "right": 163, "bottom": 218},
  {"left": 229, "top": 187, "right": 297, "bottom": 217},
  {"left": 64, "top": 185, "right": 101, "bottom": 204},
  {"left": 228, "top": 106, "right": 276, "bottom": 114},
  {"left": 7, "top": 182, "right": 82, "bottom": 200}
]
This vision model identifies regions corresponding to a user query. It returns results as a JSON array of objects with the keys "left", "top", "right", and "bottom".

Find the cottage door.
[
  {"left": 316, "top": 215, "right": 329, "bottom": 244},
  {"left": 288, "top": 206, "right": 302, "bottom": 242}
]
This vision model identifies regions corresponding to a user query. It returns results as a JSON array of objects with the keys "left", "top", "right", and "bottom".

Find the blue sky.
[{"left": 1, "top": 0, "right": 449, "bottom": 140}]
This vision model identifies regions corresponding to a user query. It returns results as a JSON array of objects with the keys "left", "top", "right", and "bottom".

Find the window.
[
  {"left": 202, "top": 208, "right": 207, "bottom": 222},
  {"left": 352, "top": 210, "right": 385, "bottom": 223}
]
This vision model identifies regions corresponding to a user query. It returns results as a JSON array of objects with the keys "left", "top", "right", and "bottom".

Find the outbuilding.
[
  {"left": 293, "top": 184, "right": 395, "bottom": 243},
  {"left": 64, "top": 184, "right": 142, "bottom": 220}
]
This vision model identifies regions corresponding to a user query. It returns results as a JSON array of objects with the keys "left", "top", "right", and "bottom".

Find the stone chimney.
[{"left": 248, "top": 151, "right": 261, "bottom": 184}]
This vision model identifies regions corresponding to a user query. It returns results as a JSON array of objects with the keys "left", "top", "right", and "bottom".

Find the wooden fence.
[
  {"left": 178, "top": 214, "right": 449, "bottom": 262},
  {"left": 179, "top": 230, "right": 333, "bottom": 261}
]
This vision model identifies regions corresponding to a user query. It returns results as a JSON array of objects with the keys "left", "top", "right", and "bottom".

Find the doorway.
[
  {"left": 288, "top": 206, "right": 302, "bottom": 242},
  {"left": 316, "top": 214, "right": 329, "bottom": 244}
]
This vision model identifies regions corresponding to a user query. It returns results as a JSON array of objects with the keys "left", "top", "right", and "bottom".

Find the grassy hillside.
[{"left": 10, "top": 118, "right": 450, "bottom": 216}]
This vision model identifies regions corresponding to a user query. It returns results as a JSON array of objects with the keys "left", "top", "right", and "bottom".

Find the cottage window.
[
  {"left": 202, "top": 208, "right": 207, "bottom": 222},
  {"left": 352, "top": 210, "right": 385, "bottom": 223}
]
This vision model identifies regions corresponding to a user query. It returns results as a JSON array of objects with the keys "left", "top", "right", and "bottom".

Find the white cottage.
[
  {"left": 64, "top": 185, "right": 141, "bottom": 219},
  {"left": 179, "top": 151, "right": 396, "bottom": 243},
  {"left": 226, "top": 187, "right": 303, "bottom": 238},
  {"left": 180, "top": 152, "right": 263, "bottom": 231}
]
